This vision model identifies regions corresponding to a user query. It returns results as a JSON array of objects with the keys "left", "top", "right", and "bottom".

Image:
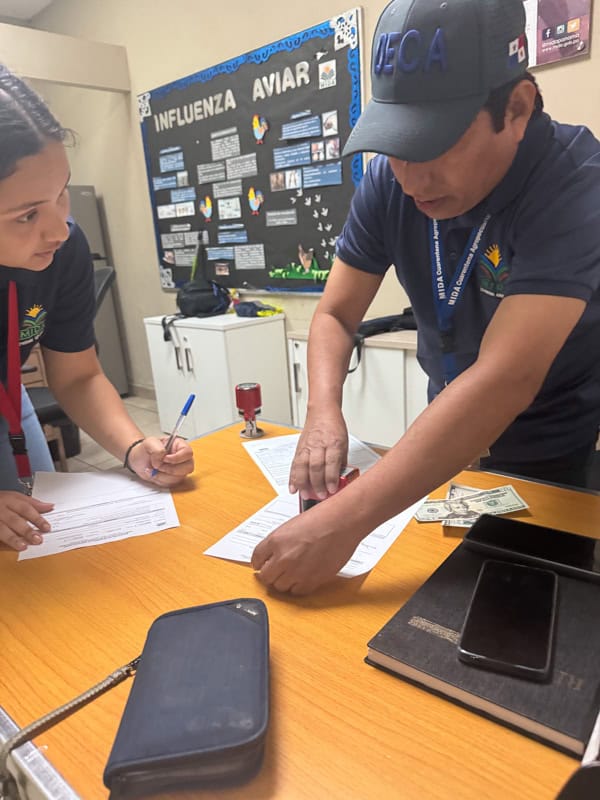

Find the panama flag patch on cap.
[{"left": 507, "top": 34, "right": 527, "bottom": 67}]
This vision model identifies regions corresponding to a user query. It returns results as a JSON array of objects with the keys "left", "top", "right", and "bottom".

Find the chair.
[
  {"left": 93, "top": 265, "right": 116, "bottom": 312},
  {"left": 25, "top": 266, "right": 117, "bottom": 472}
]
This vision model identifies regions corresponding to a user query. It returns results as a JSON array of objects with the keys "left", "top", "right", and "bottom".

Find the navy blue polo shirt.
[
  {"left": 0, "top": 222, "right": 96, "bottom": 383},
  {"left": 337, "top": 112, "right": 600, "bottom": 463}
]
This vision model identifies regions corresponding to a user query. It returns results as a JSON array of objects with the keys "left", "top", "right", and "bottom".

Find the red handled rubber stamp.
[
  {"left": 235, "top": 382, "right": 265, "bottom": 439},
  {"left": 299, "top": 465, "right": 359, "bottom": 512}
]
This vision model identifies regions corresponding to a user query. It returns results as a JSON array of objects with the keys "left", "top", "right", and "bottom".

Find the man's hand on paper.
[
  {"left": 129, "top": 436, "right": 194, "bottom": 486},
  {"left": 251, "top": 503, "right": 361, "bottom": 595},
  {"left": 0, "top": 491, "right": 53, "bottom": 551},
  {"left": 289, "top": 409, "right": 349, "bottom": 499}
]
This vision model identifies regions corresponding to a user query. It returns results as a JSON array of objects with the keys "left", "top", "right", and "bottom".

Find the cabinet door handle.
[
  {"left": 184, "top": 348, "right": 193, "bottom": 372},
  {"left": 293, "top": 362, "right": 301, "bottom": 393},
  {"left": 174, "top": 346, "right": 183, "bottom": 371}
]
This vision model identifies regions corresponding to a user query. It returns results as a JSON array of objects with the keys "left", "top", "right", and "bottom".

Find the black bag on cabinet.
[
  {"left": 348, "top": 308, "right": 417, "bottom": 373},
  {"left": 176, "top": 237, "right": 230, "bottom": 318},
  {"left": 176, "top": 278, "right": 230, "bottom": 318}
]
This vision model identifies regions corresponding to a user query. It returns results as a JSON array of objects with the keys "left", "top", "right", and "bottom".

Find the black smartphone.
[
  {"left": 458, "top": 560, "right": 558, "bottom": 682},
  {"left": 464, "top": 514, "right": 600, "bottom": 584}
]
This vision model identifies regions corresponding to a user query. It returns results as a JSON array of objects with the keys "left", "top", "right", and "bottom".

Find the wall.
[{"left": 30, "top": 0, "right": 600, "bottom": 396}]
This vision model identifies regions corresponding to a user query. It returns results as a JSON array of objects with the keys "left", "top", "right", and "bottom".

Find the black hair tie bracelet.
[{"left": 124, "top": 439, "right": 145, "bottom": 474}]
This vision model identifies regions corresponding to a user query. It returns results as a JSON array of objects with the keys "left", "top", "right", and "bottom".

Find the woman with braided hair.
[{"left": 0, "top": 65, "right": 194, "bottom": 552}]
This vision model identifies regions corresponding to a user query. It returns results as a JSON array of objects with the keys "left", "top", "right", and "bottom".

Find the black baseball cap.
[{"left": 343, "top": 0, "right": 529, "bottom": 162}]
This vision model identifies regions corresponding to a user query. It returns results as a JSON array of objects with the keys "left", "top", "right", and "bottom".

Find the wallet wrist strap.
[{"left": 0, "top": 656, "right": 140, "bottom": 797}]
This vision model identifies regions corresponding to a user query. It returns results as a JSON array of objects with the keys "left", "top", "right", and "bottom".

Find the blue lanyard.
[{"left": 429, "top": 214, "right": 491, "bottom": 384}]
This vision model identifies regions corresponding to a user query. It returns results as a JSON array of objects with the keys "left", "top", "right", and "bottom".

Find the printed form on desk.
[
  {"left": 204, "top": 433, "right": 427, "bottom": 578},
  {"left": 18, "top": 471, "right": 180, "bottom": 561}
]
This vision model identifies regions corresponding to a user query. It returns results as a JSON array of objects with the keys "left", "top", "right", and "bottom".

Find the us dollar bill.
[
  {"left": 415, "top": 484, "right": 528, "bottom": 525},
  {"left": 442, "top": 482, "right": 483, "bottom": 528},
  {"left": 446, "top": 482, "right": 480, "bottom": 499}
]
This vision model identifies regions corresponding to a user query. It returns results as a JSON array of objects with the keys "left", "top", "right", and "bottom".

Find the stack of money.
[{"left": 415, "top": 483, "right": 528, "bottom": 529}]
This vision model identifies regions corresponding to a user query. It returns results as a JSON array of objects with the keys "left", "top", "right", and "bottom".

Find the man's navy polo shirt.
[{"left": 337, "top": 112, "right": 600, "bottom": 463}]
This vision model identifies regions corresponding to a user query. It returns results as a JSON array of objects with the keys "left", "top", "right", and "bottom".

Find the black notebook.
[{"left": 366, "top": 546, "right": 600, "bottom": 756}]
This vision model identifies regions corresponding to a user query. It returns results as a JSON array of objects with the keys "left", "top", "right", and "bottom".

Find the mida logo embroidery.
[
  {"left": 20, "top": 304, "right": 47, "bottom": 346},
  {"left": 478, "top": 245, "right": 509, "bottom": 298}
]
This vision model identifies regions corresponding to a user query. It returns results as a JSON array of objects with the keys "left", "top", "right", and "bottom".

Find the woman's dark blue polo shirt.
[{"left": 0, "top": 222, "right": 96, "bottom": 381}]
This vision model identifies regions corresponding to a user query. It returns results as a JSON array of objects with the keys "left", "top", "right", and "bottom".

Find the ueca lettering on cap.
[{"left": 373, "top": 28, "right": 447, "bottom": 75}]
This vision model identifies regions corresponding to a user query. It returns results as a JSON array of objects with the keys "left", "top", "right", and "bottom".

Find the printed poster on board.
[{"left": 524, "top": 0, "right": 592, "bottom": 66}]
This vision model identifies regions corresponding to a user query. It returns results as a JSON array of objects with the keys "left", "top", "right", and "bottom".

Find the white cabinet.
[
  {"left": 287, "top": 330, "right": 428, "bottom": 448},
  {"left": 288, "top": 338, "right": 309, "bottom": 428},
  {"left": 145, "top": 314, "right": 291, "bottom": 438},
  {"left": 405, "top": 349, "right": 430, "bottom": 429}
]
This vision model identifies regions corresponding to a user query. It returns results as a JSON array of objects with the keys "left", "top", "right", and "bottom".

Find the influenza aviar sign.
[{"left": 138, "top": 10, "right": 363, "bottom": 291}]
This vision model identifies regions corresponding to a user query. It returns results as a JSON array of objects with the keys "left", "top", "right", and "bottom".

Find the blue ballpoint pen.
[{"left": 151, "top": 393, "right": 195, "bottom": 477}]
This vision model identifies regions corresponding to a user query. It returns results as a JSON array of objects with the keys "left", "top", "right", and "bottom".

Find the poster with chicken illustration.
[{"left": 138, "top": 10, "right": 363, "bottom": 290}]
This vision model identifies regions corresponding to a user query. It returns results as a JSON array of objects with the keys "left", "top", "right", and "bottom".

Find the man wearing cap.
[{"left": 252, "top": 0, "right": 600, "bottom": 595}]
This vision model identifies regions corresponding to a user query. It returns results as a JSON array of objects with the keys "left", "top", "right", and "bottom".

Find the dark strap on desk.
[{"left": 0, "top": 656, "right": 139, "bottom": 798}]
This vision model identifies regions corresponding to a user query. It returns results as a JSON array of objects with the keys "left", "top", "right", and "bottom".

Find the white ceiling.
[{"left": 0, "top": 0, "right": 55, "bottom": 20}]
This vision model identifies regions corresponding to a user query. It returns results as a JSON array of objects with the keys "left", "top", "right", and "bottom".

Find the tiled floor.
[{"left": 66, "top": 395, "right": 162, "bottom": 473}]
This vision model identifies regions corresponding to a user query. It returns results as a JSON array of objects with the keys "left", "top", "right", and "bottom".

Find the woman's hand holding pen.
[
  {"left": 127, "top": 436, "right": 195, "bottom": 486},
  {"left": 128, "top": 394, "right": 195, "bottom": 486}
]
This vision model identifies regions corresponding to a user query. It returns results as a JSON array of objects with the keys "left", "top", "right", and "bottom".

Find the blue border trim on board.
[
  {"left": 346, "top": 36, "right": 362, "bottom": 187},
  {"left": 150, "top": 21, "right": 331, "bottom": 98},
  {"left": 140, "top": 116, "right": 165, "bottom": 283}
]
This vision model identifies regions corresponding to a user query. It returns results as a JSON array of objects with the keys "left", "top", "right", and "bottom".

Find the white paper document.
[
  {"left": 204, "top": 493, "right": 425, "bottom": 578},
  {"left": 19, "top": 471, "right": 180, "bottom": 561},
  {"left": 242, "top": 433, "right": 381, "bottom": 496},
  {"left": 206, "top": 433, "right": 426, "bottom": 578}
]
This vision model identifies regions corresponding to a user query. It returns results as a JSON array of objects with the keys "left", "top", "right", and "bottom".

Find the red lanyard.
[{"left": 0, "top": 281, "right": 32, "bottom": 484}]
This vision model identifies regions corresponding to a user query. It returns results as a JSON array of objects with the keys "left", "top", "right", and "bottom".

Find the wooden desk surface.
[{"left": 1, "top": 422, "right": 599, "bottom": 800}]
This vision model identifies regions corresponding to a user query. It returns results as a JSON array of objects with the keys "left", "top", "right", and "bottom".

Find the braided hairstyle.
[{"left": 0, "top": 64, "right": 70, "bottom": 180}]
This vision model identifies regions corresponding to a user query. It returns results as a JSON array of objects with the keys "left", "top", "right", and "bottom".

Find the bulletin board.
[{"left": 137, "top": 10, "right": 363, "bottom": 292}]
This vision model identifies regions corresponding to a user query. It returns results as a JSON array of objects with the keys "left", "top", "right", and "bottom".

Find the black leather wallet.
[{"left": 103, "top": 598, "right": 269, "bottom": 798}]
